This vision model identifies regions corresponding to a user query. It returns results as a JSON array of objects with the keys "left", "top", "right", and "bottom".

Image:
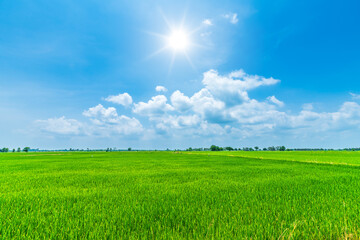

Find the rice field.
[
  {"left": 1, "top": 151, "right": 360, "bottom": 239},
  {"left": 197, "top": 150, "right": 360, "bottom": 166}
]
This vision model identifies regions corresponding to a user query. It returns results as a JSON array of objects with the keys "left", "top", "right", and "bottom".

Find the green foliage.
[
  {"left": 277, "top": 146, "right": 286, "bottom": 151},
  {"left": 210, "top": 145, "right": 223, "bottom": 151},
  {"left": 225, "top": 146, "right": 234, "bottom": 151},
  {"left": 22, "top": 147, "right": 30, "bottom": 152},
  {"left": 0, "top": 147, "right": 9, "bottom": 152},
  {"left": 1, "top": 151, "right": 360, "bottom": 238}
]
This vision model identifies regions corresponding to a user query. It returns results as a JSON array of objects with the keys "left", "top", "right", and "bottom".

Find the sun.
[
  {"left": 167, "top": 29, "right": 189, "bottom": 51},
  {"left": 146, "top": 12, "right": 203, "bottom": 72}
]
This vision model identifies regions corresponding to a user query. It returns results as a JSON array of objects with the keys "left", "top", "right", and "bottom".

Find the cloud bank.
[{"left": 36, "top": 69, "right": 360, "bottom": 147}]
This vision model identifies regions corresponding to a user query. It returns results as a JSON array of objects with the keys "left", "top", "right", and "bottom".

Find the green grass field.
[
  {"left": 197, "top": 150, "right": 360, "bottom": 166},
  {"left": 1, "top": 151, "right": 360, "bottom": 239}
]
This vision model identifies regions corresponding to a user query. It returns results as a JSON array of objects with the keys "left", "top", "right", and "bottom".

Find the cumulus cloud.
[
  {"left": 202, "top": 69, "right": 280, "bottom": 103},
  {"left": 36, "top": 117, "right": 82, "bottom": 135},
  {"left": 83, "top": 104, "right": 143, "bottom": 135},
  {"left": 35, "top": 69, "right": 360, "bottom": 146},
  {"left": 202, "top": 19, "right": 213, "bottom": 26},
  {"left": 190, "top": 88, "right": 226, "bottom": 122},
  {"left": 155, "top": 86, "right": 167, "bottom": 92},
  {"left": 229, "top": 99, "right": 284, "bottom": 125},
  {"left": 83, "top": 104, "right": 118, "bottom": 121},
  {"left": 134, "top": 70, "right": 360, "bottom": 140},
  {"left": 133, "top": 95, "right": 174, "bottom": 116},
  {"left": 35, "top": 105, "right": 143, "bottom": 137},
  {"left": 286, "top": 102, "right": 360, "bottom": 132},
  {"left": 224, "top": 13, "right": 238, "bottom": 24},
  {"left": 170, "top": 89, "right": 226, "bottom": 122},
  {"left": 170, "top": 90, "right": 192, "bottom": 112},
  {"left": 105, "top": 93, "right": 133, "bottom": 107},
  {"left": 133, "top": 69, "right": 282, "bottom": 131}
]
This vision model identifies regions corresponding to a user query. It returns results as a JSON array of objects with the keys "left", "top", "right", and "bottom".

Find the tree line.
[
  {"left": 187, "top": 146, "right": 359, "bottom": 152},
  {"left": 184, "top": 146, "right": 360, "bottom": 152},
  {"left": 206, "top": 145, "right": 286, "bottom": 151},
  {"left": 0, "top": 147, "right": 30, "bottom": 153},
  {"left": 2, "top": 146, "right": 360, "bottom": 152}
]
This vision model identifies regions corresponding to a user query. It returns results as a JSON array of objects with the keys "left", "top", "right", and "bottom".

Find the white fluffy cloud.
[
  {"left": 286, "top": 102, "right": 360, "bottom": 132},
  {"left": 83, "top": 104, "right": 143, "bottom": 135},
  {"left": 35, "top": 104, "right": 143, "bottom": 137},
  {"left": 170, "top": 90, "right": 192, "bottom": 112},
  {"left": 105, "top": 93, "right": 133, "bottom": 107},
  {"left": 171, "top": 89, "right": 226, "bottom": 122},
  {"left": 137, "top": 70, "right": 360, "bottom": 140},
  {"left": 35, "top": 69, "right": 360, "bottom": 147},
  {"left": 83, "top": 104, "right": 117, "bottom": 120},
  {"left": 190, "top": 88, "right": 226, "bottom": 122},
  {"left": 202, "top": 69, "right": 279, "bottom": 103},
  {"left": 155, "top": 86, "right": 167, "bottom": 92},
  {"left": 133, "top": 95, "right": 174, "bottom": 116},
  {"left": 36, "top": 117, "right": 82, "bottom": 135}
]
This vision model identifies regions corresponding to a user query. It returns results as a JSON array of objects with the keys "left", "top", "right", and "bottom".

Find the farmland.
[{"left": 1, "top": 151, "right": 360, "bottom": 239}]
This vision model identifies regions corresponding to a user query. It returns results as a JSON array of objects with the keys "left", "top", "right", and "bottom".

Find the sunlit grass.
[
  {"left": 194, "top": 150, "right": 360, "bottom": 166},
  {"left": 1, "top": 151, "right": 360, "bottom": 239}
]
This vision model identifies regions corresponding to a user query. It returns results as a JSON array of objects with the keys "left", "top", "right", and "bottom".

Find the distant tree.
[
  {"left": 210, "top": 145, "right": 221, "bottom": 151},
  {"left": 12, "top": 149, "right": 15, "bottom": 152},
  {"left": 17, "top": 147, "right": 21, "bottom": 152},
  {"left": 1, "top": 148, "right": 9, "bottom": 152},
  {"left": 254, "top": 146, "right": 259, "bottom": 151},
  {"left": 23, "top": 147, "right": 30, "bottom": 153},
  {"left": 128, "top": 147, "right": 132, "bottom": 151},
  {"left": 263, "top": 148, "right": 267, "bottom": 151},
  {"left": 225, "top": 147, "right": 234, "bottom": 151},
  {"left": 186, "top": 147, "right": 193, "bottom": 151},
  {"left": 278, "top": 146, "right": 286, "bottom": 151},
  {"left": 268, "top": 146, "right": 275, "bottom": 151}
]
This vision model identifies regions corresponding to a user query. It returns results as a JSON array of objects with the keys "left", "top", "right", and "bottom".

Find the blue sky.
[{"left": 1, "top": 0, "right": 360, "bottom": 149}]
